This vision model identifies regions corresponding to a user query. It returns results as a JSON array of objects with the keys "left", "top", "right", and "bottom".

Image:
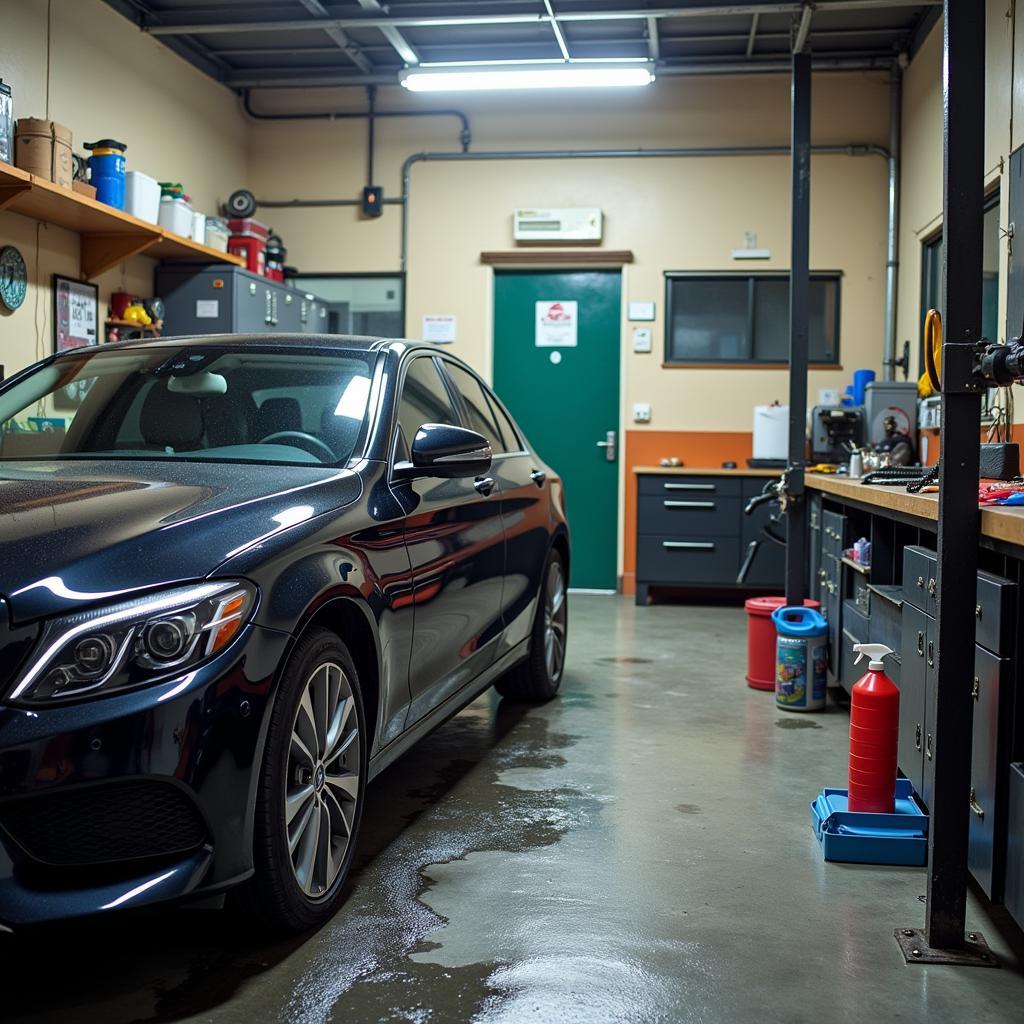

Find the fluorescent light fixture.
[{"left": 399, "top": 62, "right": 655, "bottom": 93}]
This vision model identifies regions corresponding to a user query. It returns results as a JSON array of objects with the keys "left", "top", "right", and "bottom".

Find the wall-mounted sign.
[
  {"left": 535, "top": 300, "right": 577, "bottom": 347},
  {"left": 422, "top": 314, "right": 456, "bottom": 343},
  {"left": 627, "top": 300, "right": 655, "bottom": 321}
]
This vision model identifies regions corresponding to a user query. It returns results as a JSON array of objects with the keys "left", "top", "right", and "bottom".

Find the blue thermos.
[{"left": 85, "top": 139, "right": 127, "bottom": 210}]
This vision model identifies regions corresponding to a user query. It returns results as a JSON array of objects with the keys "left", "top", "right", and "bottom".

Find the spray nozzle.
[{"left": 853, "top": 643, "right": 895, "bottom": 671}]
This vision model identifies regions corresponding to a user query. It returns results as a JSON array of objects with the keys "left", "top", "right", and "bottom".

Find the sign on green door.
[{"left": 493, "top": 269, "right": 621, "bottom": 591}]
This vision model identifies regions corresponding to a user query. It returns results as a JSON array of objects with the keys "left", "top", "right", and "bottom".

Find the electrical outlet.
[
  {"left": 632, "top": 327, "right": 652, "bottom": 353},
  {"left": 632, "top": 402, "right": 652, "bottom": 423}
]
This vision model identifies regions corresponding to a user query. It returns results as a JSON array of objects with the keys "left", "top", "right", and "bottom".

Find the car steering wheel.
[{"left": 257, "top": 431, "right": 336, "bottom": 462}]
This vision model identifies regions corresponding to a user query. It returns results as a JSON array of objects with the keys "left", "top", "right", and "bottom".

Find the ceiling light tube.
[{"left": 399, "top": 63, "right": 655, "bottom": 92}]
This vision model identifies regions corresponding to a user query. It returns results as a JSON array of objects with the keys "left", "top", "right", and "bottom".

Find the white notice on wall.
[
  {"left": 422, "top": 314, "right": 456, "bottom": 343},
  {"left": 535, "top": 300, "right": 577, "bottom": 347},
  {"left": 196, "top": 299, "right": 219, "bottom": 318}
]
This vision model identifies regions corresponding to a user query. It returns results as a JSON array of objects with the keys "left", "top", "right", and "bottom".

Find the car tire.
[
  {"left": 238, "top": 628, "right": 367, "bottom": 933},
  {"left": 495, "top": 548, "right": 568, "bottom": 702}
]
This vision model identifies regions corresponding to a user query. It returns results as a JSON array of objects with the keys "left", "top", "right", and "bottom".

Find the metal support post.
[
  {"left": 784, "top": 51, "right": 811, "bottom": 606},
  {"left": 895, "top": 0, "right": 996, "bottom": 968}
]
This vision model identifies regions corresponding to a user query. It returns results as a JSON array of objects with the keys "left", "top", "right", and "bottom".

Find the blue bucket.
[
  {"left": 85, "top": 139, "right": 127, "bottom": 210},
  {"left": 771, "top": 606, "right": 828, "bottom": 711}
]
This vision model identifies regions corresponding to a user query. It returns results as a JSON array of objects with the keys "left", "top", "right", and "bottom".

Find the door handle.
[
  {"left": 530, "top": 468, "right": 546, "bottom": 487},
  {"left": 595, "top": 430, "right": 616, "bottom": 462},
  {"left": 474, "top": 477, "right": 495, "bottom": 496},
  {"left": 662, "top": 541, "right": 715, "bottom": 550}
]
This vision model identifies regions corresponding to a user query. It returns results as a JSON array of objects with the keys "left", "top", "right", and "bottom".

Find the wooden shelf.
[
  {"left": 841, "top": 555, "right": 870, "bottom": 575},
  {"left": 0, "top": 161, "right": 243, "bottom": 279}
]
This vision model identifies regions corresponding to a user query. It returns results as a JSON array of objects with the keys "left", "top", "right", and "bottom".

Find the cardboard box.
[{"left": 15, "top": 117, "right": 72, "bottom": 188}]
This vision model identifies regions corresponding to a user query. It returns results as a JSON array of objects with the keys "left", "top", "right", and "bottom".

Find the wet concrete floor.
[{"left": 4, "top": 596, "right": 1024, "bottom": 1022}]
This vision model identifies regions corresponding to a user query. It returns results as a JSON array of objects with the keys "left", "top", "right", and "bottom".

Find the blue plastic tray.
[{"left": 810, "top": 778, "right": 928, "bottom": 866}]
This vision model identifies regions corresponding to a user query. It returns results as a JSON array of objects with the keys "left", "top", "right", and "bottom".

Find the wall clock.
[{"left": 0, "top": 245, "right": 27, "bottom": 312}]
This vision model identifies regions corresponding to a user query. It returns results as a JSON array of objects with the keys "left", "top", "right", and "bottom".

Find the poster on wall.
[
  {"left": 422, "top": 314, "right": 457, "bottom": 343},
  {"left": 53, "top": 275, "right": 98, "bottom": 354},
  {"left": 535, "top": 300, "right": 578, "bottom": 347},
  {"left": 52, "top": 275, "right": 99, "bottom": 409}
]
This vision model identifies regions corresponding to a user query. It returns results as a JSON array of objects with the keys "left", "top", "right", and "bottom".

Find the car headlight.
[{"left": 7, "top": 581, "right": 257, "bottom": 705}]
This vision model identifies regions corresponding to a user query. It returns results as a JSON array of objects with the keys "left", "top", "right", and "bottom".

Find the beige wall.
[
  {"left": 0, "top": 0, "right": 248, "bottom": 374},
  {"left": 897, "top": 1, "right": 1017, "bottom": 397},
  {"left": 250, "top": 72, "right": 891, "bottom": 434}
]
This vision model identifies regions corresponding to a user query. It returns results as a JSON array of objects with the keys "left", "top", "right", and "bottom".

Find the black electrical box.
[{"left": 362, "top": 185, "right": 383, "bottom": 217}]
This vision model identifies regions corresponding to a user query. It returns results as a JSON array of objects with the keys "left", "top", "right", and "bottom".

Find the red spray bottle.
[{"left": 847, "top": 643, "right": 900, "bottom": 813}]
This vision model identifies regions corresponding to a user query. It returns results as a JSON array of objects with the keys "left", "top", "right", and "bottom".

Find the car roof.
[{"left": 80, "top": 333, "right": 414, "bottom": 355}]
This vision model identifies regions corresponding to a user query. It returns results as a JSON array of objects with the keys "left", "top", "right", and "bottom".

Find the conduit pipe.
[
  {"left": 398, "top": 143, "right": 889, "bottom": 271},
  {"left": 882, "top": 61, "right": 903, "bottom": 380}
]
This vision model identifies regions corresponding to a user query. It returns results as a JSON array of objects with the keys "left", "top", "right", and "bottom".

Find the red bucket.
[{"left": 744, "top": 595, "right": 821, "bottom": 690}]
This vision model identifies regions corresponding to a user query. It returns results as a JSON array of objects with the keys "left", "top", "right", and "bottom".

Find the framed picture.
[{"left": 52, "top": 275, "right": 99, "bottom": 409}]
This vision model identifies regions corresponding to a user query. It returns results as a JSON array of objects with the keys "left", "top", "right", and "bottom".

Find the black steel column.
[
  {"left": 785, "top": 51, "right": 811, "bottom": 606},
  {"left": 925, "top": 0, "right": 986, "bottom": 952}
]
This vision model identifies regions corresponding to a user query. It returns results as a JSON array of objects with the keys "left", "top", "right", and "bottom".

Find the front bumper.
[{"left": 0, "top": 623, "right": 291, "bottom": 928}]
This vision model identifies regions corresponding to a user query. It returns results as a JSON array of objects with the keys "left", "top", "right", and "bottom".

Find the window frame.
[
  {"left": 390, "top": 353, "right": 460, "bottom": 469},
  {"left": 662, "top": 270, "right": 842, "bottom": 367},
  {"left": 439, "top": 357, "right": 526, "bottom": 456}
]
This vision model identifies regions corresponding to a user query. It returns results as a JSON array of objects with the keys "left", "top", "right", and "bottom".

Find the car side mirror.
[{"left": 397, "top": 423, "right": 492, "bottom": 480}]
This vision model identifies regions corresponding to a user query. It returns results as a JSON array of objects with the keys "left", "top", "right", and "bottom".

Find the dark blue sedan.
[{"left": 0, "top": 335, "right": 569, "bottom": 932}]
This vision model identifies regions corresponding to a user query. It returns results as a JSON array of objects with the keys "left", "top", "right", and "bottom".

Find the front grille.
[
  {"left": 0, "top": 597, "right": 37, "bottom": 696},
  {"left": 0, "top": 779, "right": 208, "bottom": 867}
]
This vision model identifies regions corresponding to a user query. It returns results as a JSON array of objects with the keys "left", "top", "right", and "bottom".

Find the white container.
[
  {"left": 753, "top": 404, "right": 789, "bottom": 461},
  {"left": 191, "top": 211, "right": 206, "bottom": 244},
  {"left": 124, "top": 171, "right": 160, "bottom": 224},
  {"left": 205, "top": 217, "right": 229, "bottom": 252},
  {"left": 158, "top": 194, "right": 193, "bottom": 237}
]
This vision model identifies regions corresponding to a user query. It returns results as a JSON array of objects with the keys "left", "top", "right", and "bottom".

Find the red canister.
[
  {"left": 744, "top": 596, "right": 820, "bottom": 690},
  {"left": 847, "top": 643, "right": 901, "bottom": 813},
  {"left": 227, "top": 217, "right": 269, "bottom": 276}
]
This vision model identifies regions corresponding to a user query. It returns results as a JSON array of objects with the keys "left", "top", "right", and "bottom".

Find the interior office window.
[
  {"left": 290, "top": 274, "right": 404, "bottom": 337},
  {"left": 920, "top": 191, "right": 1000, "bottom": 357},
  {"left": 664, "top": 273, "right": 840, "bottom": 365}
]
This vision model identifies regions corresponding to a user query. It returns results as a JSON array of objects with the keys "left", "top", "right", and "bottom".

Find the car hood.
[{"left": 0, "top": 459, "right": 361, "bottom": 622}]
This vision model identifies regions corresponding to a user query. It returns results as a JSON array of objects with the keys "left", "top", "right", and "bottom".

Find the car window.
[
  {"left": 443, "top": 362, "right": 504, "bottom": 453},
  {"left": 484, "top": 390, "right": 523, "bottom": 453},
  {"left": 0, "top": 347, "right": 374, "bottom": 466},
  {"left": 397, "top": 357, "right": 458, "bottom": 450}
]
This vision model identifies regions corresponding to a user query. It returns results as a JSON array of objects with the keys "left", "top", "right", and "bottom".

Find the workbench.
[{"left": 805, "top": 472, "right": 1024, "bottom": 930}]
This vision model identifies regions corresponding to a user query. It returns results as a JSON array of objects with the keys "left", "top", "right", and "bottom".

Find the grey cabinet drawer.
[
  {"left": 822, "top": 509, "right": 847, "bottom": 559},
  {"left": 1006, "top": 763, "right": 1024, "bottom": 930},
  {"left": 637, "top": 495, "right": 741, "bottom": 537},
  {"left": 975, "top": 570, "right": 1016, "bottom": 656},
  {"left": 839, "top": 626, "right": 863, "bottom": 695},
  {"left": 637, "top": 475, "right": 742, "bottom": 498},
  {"left": 842, "top": 598, "right": 869, "bottom": 641},
  {"left": 636, "top": 536, "right": 740, "bottom": 584},
  {"left": 968, "top": 645, "right": 1008, "bottom": 899},
  {"left": 898, "top": 602, "right": 928, "bottom": 796},
  {"left": 902, "top": 545, "right": 937, "bottom": 616}
]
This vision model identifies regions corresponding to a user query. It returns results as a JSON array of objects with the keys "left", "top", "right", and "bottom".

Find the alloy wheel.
[
  {"left": 543, "top": 560, "right": 567, "bottom": 681},
  {"left": 284, "top": 661, "right": 360, "bottom": 898}
]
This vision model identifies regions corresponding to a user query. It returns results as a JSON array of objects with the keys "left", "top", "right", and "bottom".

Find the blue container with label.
[
  {"left": 85, "top": 139, "right": 127, "bottom": 210},
  {"left": 771, "top": 605, "right": 828, "bottom": 711}
]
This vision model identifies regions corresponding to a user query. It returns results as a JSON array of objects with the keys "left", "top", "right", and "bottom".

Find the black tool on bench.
[{"left": 737, "top": 478, "right": 785, "bottom": 584}]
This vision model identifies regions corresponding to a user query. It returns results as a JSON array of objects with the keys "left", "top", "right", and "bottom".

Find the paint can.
[{"left": 771, "top": 605, "right": 828, "bottom": 711}]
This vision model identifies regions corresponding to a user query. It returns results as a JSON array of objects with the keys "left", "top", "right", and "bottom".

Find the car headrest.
[
  {"left": 204, "top": 395, "right": 251, "bottom": 448},
  {"left": 254, "top": 397, "right": 301, "bottom": 439},
  {"left": 140, "top": 385, "right": 204, "bottom": 449}
]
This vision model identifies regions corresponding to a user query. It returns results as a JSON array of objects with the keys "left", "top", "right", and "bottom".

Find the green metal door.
[{"left": 493, "top": 269, "right": 621, "bottom": 590}]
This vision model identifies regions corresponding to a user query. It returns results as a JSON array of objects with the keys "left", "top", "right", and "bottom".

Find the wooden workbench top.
[
  {"left": 806, "top": 472, "right": 1024, "bottom": 548},
  {"left": 633, "top": 466, "right": 781, "bottom": 478}
]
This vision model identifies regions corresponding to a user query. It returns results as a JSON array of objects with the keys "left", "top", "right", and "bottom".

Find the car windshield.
[{"left": 0, "top": 345, "right": 375, "bottom": 466}]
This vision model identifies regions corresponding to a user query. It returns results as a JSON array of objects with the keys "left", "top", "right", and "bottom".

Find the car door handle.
[
  {"left": 530, "top": 468, "right": 546, "bottom": 486},
  {"left": 474, "top": 477, "right": 495, "bottom": 496}
]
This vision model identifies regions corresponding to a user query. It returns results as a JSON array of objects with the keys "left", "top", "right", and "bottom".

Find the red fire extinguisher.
[{"left": 847, "top": 643, "right": 900, "bottom": 813}]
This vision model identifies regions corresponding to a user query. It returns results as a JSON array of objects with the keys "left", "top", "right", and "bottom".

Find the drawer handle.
[
  {"left": 914, "top": 723, "right": 922, "bottom": 751},
  {"left": 972, "top": 676, "right": 980, "bottom": 700},
  {"left": 917, "top": 575, "right": 925, "bottom": 589},
  {"left": 927, "top": 639, "right": 934, "bottom": 668},
  {"left": 926, "top": 733, "right": 933, "bottom": 760},
  {"left": 975, "top": 603, "right": 982, "bottom": 620},
  {"left": 917, "top": 631, "right": 925, "bottom": 657},
  {"left": 970, "top": 788, "right": 985, "bottom": 819},
  {"left": 662, "top": 541, "right": 715, "bottom": 550},
  {"left": 663, "top": 483, "right": 715, "bottom": 491},
  {"left": 663, "top": 500, "right": 715, "bottom": 509},
  {"left": 928, "top": 577, "right": 937, "bottom": 597}
]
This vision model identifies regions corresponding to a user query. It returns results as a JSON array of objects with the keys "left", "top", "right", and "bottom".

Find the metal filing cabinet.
[
  {"left": 819, "top": 509, "right": 846, "bottom": 678},
  {"left": 635, "top": 473, "right": 782, "bottom": 602},
  {"left": 156, "top": 265, "right": 327, "bottom": 337},
  {"left": 1006, "top": 763, "right": 1024, "bottom": 930}
]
